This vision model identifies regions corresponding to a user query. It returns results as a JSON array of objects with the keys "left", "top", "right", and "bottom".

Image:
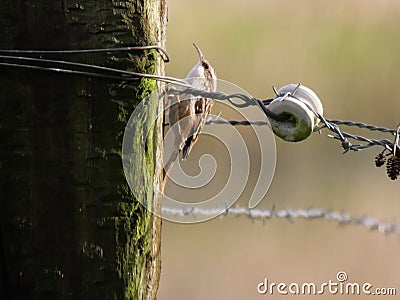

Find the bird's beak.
[{"left": 193, "top": 43, "right": 204, "bottom": 60}]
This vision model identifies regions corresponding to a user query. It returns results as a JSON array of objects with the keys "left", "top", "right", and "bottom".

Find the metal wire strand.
[
  {"left": 0, "top": 55, "right": 189, "bottom": 86},
  {"left": 168, "top": 87, "right": 289, "bottom": 121},
  {"left": 161, "top": 206, "right": 400, "bottom": 235},
  {"left": 0, "top": 45, "right": 170, "bottom": 62},
  {"left": 317, "top": 119, "right": 397, "bottom": 135}
]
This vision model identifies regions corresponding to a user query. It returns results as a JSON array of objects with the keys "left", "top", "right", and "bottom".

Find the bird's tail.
[{"left": 181, "top": 136, "right": 194, "bottom": 160}]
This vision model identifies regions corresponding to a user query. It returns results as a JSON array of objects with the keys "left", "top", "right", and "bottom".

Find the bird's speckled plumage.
[{"left": 168, "top": 44, "right": 217, "bottom": 161}]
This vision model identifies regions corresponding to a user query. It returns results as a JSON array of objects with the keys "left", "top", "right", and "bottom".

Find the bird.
[{"left": 163, "top": 43, "right": 217, "bottom": 180}]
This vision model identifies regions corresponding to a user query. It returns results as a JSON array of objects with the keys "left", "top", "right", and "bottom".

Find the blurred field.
[{"left": 159, "top": 1, "right": 400, "bottom": 299}]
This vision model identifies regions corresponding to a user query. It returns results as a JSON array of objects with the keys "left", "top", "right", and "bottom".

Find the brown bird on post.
[{"left": 164, "top": 43, "right": 217, "bottom": 181}]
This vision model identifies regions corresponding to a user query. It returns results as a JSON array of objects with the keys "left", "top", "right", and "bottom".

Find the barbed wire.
[
  {"left": 317, "top": 119, "right": 397, "bottom": 134},
  {"left": 169, "top": 87, "right": 400, "bottom": 154},
  {"left": 1, "top": 49, "right": 400, "bottom": 179},
  {"left": 208, "top": 118, "right": 395, "bottom": 134},
  {"left": 161, "top": 206, "right": 400, "bottom": 235}
]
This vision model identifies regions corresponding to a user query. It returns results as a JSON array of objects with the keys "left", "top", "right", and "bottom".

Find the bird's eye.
[{"left": 202, "top": 62, "right": 209, "bottom": 70}]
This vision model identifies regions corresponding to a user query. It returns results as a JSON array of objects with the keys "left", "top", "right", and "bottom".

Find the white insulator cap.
[{"left": 268, "top": 84, "right": 324, "bottom": 142}]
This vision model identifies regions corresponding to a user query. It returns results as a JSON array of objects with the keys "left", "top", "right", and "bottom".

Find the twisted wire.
[
  {"left": 0, "top": 54, "right": 188, "bottom": 86},
  {"left": 170, "top": 86, "right": 398, "bottom": 154},
  {"left": 168, "top": 87, "right": 288, "bottom": 121},
  {"left": 318, "top": 120, "right": 396, "bottom": 134},
  {"left": 209, "top": 119, "right": 270, "bottom": 126},
  {"left": 329, "top": 133, "right": 394, "bottom": 151},
  {"left": 161, "top": 206, "right": 400, "bottom": 235}
]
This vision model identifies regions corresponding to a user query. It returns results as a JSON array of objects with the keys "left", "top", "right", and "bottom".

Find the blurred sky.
[{"left": 159, "top": 1, "right": 400, "bottom": 299}]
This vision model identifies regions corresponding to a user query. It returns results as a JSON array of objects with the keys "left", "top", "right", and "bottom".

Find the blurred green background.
[{"left": 159, "top": 0, "right": 400, "bottom": 299}]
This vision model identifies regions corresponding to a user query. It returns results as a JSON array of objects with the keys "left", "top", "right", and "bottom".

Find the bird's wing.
[{"left": 182, "top": 97, "right": 214, "bottom": 159}]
